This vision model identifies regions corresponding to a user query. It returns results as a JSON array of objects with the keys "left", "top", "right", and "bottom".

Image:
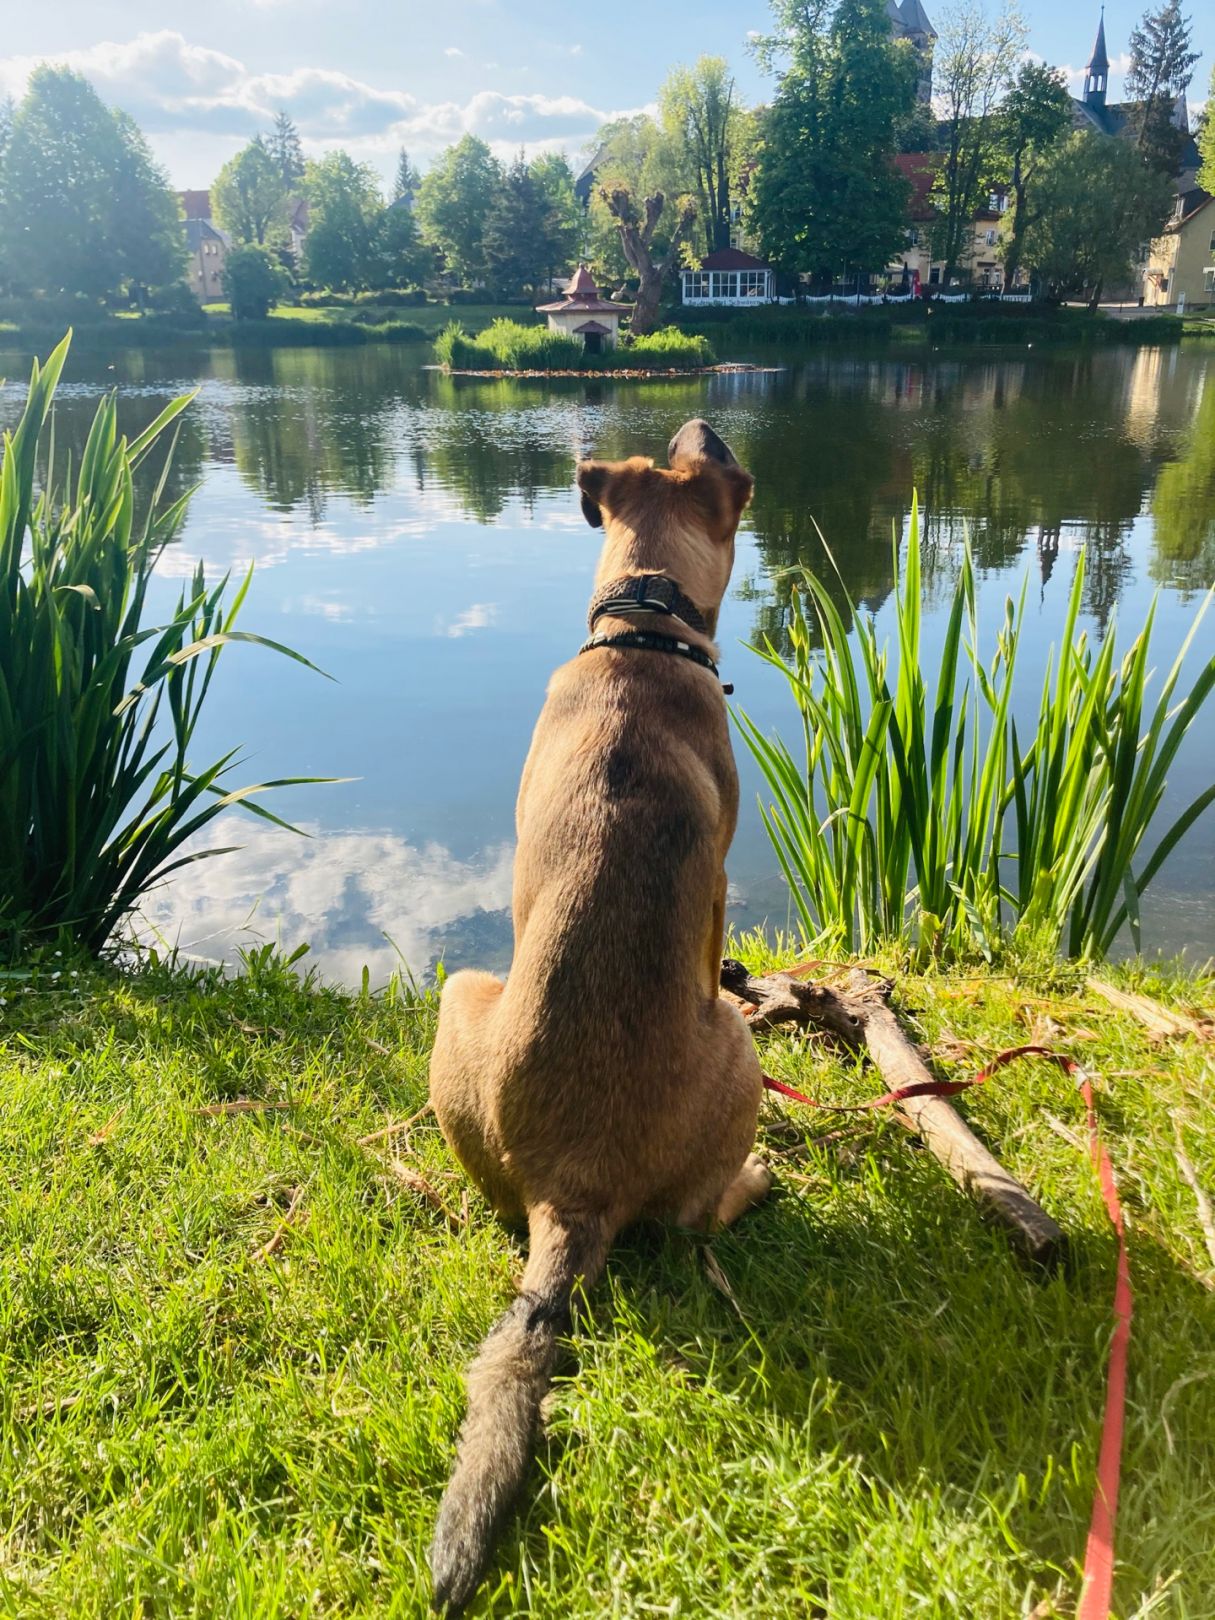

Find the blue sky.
[{"left": 0, "top": 1, "right": 1209, "bottom": 189}]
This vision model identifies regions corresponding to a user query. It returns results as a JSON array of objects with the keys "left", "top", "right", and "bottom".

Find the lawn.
[
  {"left": 1, "top": 941, "right": 1212, "bottom": 1617},
  {"left": 202, "top": 302, "right": 540, "bottom": 334}
]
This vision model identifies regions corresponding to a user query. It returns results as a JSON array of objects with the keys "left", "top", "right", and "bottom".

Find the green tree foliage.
[
  {"left": 1198, "top": 66, "right": 1215, "bottom": 193},
  {"left": 1021, "top": 132, "right": 1172, "bottom": 306},
  {"left": 212, "top": 139, "right": 291, "bottom": 246},
  {"left": 0, "top": 67, "right": 183, "bottom": 302},
  {"left": 528, "top": 152, "right": 582, "bottom": 281},
  {"left": 303, "top": 151, "right": 383, "bottom": 291},
  {"left": 373, "top": 197, "right": 432, "bottom": 288},
  {"left": 1151, "top": 376, "right": 1215, "bottom": 597},
  {"left": 658, "top": 57, "right": 741, "bottom": 254},
  {"left": 932, "top": 0, "right": 1026, "bottom": 284},
  {"left": 482, "top": 153, "right": 555, "bottom": 295},
  {"left": 223, "top": 243, "right": 288, "bottom": 319},
  {"left": 998, "top": 60, "right": 1073, "bottom": 291},
  {"left": 1126, "top": 0, "right": 1200, "bottom": 177},
  {"left": 392, "top": 148, "right": 421, "bottom": 208},
  {"left": 416, "top": 136, "right": 502, "bottom": 285},
  {"left": 269, "top": 111, "right": 306, "bottom": 189},
  {"left": 586, "top": 116, "right": 683, "bottom": 286},
  {"left": 748, "top": 0, "right": 916, "bottom": 285}
]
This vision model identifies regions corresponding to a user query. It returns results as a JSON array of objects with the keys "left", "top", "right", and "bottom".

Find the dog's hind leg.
[{"left": 430, "top": 969, "right": 524, "bottom": 1222}]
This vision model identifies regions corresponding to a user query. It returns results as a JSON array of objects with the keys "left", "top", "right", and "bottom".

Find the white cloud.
[
  {"left": 0, "top": 30, "right": 637, "bottom": 174},
  {"left": 130, "top": 814, "right": 516, "bottom": 986},
  {"left": 444, "top": 46, "right": 464, "bottom": 57},
  {"left": 442, "top": 602, "right": 499, "bottom": 637}
]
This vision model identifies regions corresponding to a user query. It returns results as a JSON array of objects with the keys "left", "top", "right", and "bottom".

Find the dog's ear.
[
  {"left": 719, "top": 464, "right": 755, "bottom": 524},
  {"left": 575, "top": 460, "right": 608, "bottom": 529},
  {"left": 668, "top": 418, "right": 740, "bottom": 472}
]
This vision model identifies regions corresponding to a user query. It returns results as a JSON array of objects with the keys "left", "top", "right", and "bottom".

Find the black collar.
[
  {"left": 587, "top": 573, "right": 708, "bottom": 636},
  {"left": 578, "top": 629, "right": 732, "bottom": 695}
]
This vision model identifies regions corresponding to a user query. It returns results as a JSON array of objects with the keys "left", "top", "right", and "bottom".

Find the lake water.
[{"left": 3, "top": 340, "right": 1213, "bottom": 982}]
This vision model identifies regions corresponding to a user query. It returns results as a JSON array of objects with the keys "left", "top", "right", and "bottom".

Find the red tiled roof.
[
  {"left": 894, "top": 153, "right": 937, "bottom": 221},
  {"left": 699, "top": 247, "right": 770, "bottom": 270},
  {"left": 536, "top": 265, "right": 629, "bottom": 315}
]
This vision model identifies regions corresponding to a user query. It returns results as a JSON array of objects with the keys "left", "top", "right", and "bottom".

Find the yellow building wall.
[{"left": 1144, "top": 205, "right": 1215, "bottom": 310}]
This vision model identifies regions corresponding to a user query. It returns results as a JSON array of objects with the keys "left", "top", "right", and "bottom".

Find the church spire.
[{"left": 1085, "top": 8, "right": 1109, "bottom": 108}]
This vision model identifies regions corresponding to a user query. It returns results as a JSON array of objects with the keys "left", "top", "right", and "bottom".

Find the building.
[
  {"left": 1143, "top": 188, "right": 1215, "bottom": 311},
  {"left": 178, "top": 191, "right": 231, "bottom": 303},
  {"left": 536, "top": 264, "right": 629, "bottom": 350},
  {"left": 1071, "top": 9, "right": 1201, "bottom": 184},
  {"left": 885, "top": 0, "right": 937, "bottom": 104},
  {"left": 680, "top": 248, "right": 774, "bottom": 305},
  {"left": 887, "top": 154, "right": 1017, "bottom": 292}
]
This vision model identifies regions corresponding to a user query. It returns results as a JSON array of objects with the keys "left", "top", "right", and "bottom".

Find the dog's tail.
[{"left": 428, "top": 1203, "right": 610, "bottom": 1614}]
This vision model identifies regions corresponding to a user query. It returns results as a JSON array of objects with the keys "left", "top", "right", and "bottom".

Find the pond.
[{"left": 3, "top": 340, "right": 1213, "bottom": 981}]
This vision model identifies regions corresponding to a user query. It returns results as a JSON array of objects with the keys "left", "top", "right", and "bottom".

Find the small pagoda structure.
[{"left": 536, "top": 265, "right": 629, "bottom": 352}]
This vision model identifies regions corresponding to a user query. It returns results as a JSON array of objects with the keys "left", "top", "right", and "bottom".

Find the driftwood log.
[{"left": 721, "top": 960, "right": 1065, "bottom": 1266}]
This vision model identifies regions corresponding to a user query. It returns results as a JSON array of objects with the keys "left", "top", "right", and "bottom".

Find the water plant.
[
  {"left": 434, "top": 318, "right": 714, "bottom": 371},
  {"left": 735, "top": 499, "right": 1215, "bottom": 962},
  {"left": 0, "top": 334, "right": 334, "bottom": 954}
]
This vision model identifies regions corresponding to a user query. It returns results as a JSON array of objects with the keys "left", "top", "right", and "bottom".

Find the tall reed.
[
  {"left": 735, "top": 499, "right": 1215, "bottom": 962},
  {"left": 0, "top": 334, "right": 334, "bottom": 954}
]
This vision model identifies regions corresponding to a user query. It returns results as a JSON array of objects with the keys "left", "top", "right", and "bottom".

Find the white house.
[
  {"left": 680, "top": 248, "right": 774, "bottom": 306},
  {"left": 536, "top": 265, "right": 629, "bottom": 351}
]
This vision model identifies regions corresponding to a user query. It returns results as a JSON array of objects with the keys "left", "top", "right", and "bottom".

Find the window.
[
  {"left": 684, "top": 270, "right": 710, "bottom": 299},
  {"left": 1209, "top": 229, "right": 1215, "bottom": 254},
  {"left": 985, "top": 229, "right": 998, "bottom": 246}
]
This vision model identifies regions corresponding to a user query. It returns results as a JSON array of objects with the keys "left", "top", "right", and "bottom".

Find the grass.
[
  {"left": 673, "top": 303, "right": 1185, "bottom": 349},
  {"left": 436, "top": 319, "right": 715, "bottom": 373},
  {"left": 0, "top": 336, "right": 331, "bottom": 955},
  {"left": 1, "top": 936, "right": 1213, "bottom": 1617},
  {"left": 736, "top": 501, "right": 1215, "bottom": 964}
]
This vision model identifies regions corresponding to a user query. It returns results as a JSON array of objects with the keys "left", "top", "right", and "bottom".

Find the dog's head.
[{"left": 575, "top": 419, "right": 753, "bottom": 635}]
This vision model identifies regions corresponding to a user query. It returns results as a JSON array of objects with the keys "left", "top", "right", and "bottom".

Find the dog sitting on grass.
[{"left": 427, "top": 418, "right": 771, "bottom": 1612}]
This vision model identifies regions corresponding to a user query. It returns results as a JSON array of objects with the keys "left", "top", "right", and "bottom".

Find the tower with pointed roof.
[
  {"left": 885, "top": 0, "right": 937, "bottom": 105},
  {"left": 1084, "top": 7, "right": 1110, "bottom": 110}
]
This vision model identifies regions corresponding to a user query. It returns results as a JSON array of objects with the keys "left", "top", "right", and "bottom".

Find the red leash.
[{"left": 763, "top": 1045, "right": 1131, "bottom": 1620}]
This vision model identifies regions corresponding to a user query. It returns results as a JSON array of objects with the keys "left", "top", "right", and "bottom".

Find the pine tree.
[
  {"left": 1126, "top": 1, "right": 1200, "bottom": 177},
  {"left": 482, "top": 152, "right": 551, "bottom": 295},
  {"left": 1198, "top": 65, "right": 1215, "bottom": 193},
  {"left": 269, "top": 111, "right": 305, "bottom": 189},
  {"left": 392, "top": 148, "right": 420, "bottom": 209}
]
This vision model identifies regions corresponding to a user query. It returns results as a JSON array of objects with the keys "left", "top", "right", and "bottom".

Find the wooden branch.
[{"left": 721, "top": 961, "right": 1065, "bottom": 1266}]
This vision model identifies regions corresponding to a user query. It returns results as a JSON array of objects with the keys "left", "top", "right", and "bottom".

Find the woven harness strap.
[{"left": 586, "top": 573, "right": 708, "bottom": 636}]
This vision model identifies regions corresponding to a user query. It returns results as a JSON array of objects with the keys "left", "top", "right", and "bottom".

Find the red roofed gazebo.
[{"left": 536, "top": 265, "right": 629, "bottom": 351}]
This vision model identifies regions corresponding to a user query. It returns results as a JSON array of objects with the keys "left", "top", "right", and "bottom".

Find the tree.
[
  {"left": 107, "top": 111, "right": 185, "bottom": 305},
  {"left": 658, "top": 57, "right": 740, "bottom": 254},
  {"left": 0, "top": 66, "right": 182, "bottom": 302},
  {"left": 529, "top": 152, "right": 581, "bottom": 284},
  {"left": 1126, "top": 1, "right": 1200, "bottom": 177},
  {"left": 998, "top": 60, "right": 1072, "bottom": 291},
  {"left": 482, "top": 152, "right": 551, "bottom": 295},
  {"left": 1020, "top": 132, "right": 1172, "bottom": 307},
  {"left": 392, "top": 148, "right": 420, "bottom": 208},
  {"left": 585, "top": 116, "right": 682, "bottom": 287},
  {"left": 268, "top": 111, "right": 305, "bottom": 189},
  {"left": 932, "top": 0, "right": 1026, "bottom": 284},
  {"left": 748, "top": 0, "right": 916, "bottom": 286},
  {"left": 374, "top": 199, "right": 432, "bottom": 287},
  {"left": 303, "top": 150, "right": 382, "bottom": 291},
  {"left": 211, "top": 139, "right": 290, "bottom": 245},
  {"left": 1198, "top": 65, "right": 1215, "bottom": 193},
  {"left": 416, "top": 135, "right": 502, "bottom": 285},
  {"left": 223, "top": 243, "right": 287, "bottom": 318},
  {"left": 600, "top": 187, "right": 696, "bottom": 333}
]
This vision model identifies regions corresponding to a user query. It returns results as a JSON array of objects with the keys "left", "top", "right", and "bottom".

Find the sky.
[{"left": 0, "top": 1, "right": 1209, "bottom": 191}]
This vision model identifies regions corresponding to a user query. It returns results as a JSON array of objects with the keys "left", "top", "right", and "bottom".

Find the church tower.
[
  {"left": 886, "top": 0, "right": 938, "bottom": 105},
  {"left": 1084, "top": 8, "right": 1110, "bottom": 110}
]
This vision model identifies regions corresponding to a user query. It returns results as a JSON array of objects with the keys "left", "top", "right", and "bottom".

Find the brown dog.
[{"left": 427, "top": 419, "right": 770, "bottom": 1611}]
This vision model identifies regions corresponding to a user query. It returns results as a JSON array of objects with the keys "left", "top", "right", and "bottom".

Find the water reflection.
[{"left": 2, "top": 341, "right": 1211, "bottom": 976}]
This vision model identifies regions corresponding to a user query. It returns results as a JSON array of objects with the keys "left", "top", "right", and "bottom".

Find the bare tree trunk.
[{"left": 602, "top": 187, "right": 697, "bottom": 335}]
